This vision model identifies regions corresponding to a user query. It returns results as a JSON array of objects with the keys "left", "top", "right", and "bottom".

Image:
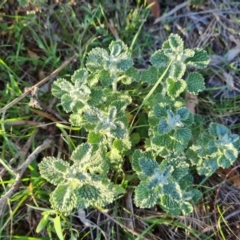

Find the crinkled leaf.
[
  {"left": 174, "top": 127, "right": 191, "bottom": 147},
  {"left": 141, "top": 66, "right": 159, "bottom": 85},
  {"left": 132, "top": 150, "right": 155, "bottom": 172},
  {"left": 186, "top": 72, "right": 205, "bottom": 94},
  {"left": 75, "top": 181, "right": 115, "bottom": 208},
  {"left": 177, "top": 107, "right": 190, "bottom": 121},
  {"left": 88, "top": 131, "right": 104, "bottom": 144},
  {"left": 113, "top": 138, "right": 131, "bottom": 153},
  {"left": 150, "top": 50, "right": 170, "bottom": 68},
  {"left": 39, "top": 157, "right": 70, "bottom": 185},
  {"left": 167, "top": 78, "right": 186, "bottom": 98},
  {"left": 52, "top": 78, "right": 73, "bottom": 98},
  {"left": 50, "top": 184, "right": 76, "bottom": 215},
  {"left": 71, "top": 68, "right": 88, "bottom": 84},
  {"left": 134, "top": 184, "right": 158, "bottom": 208},
  {"left": 138, "top": 157, "right": 159, "bottom": 176},
  {"left": 123, "top": 67, "right": 140, "bottom": 83},
  {"left": 86, "top": 47, "right": 109, "bottom": 72},
  {"left": 186, "top": 48, "right": 210, "bottom": 69},
  {"left": 109, "top": 121, "right": 128, "bottom": 139},
  {"left": 158, "top": 119, "right": 173, "bottom": 134},
  {"left": 71, "top": 143, "right": 92, "bottom": 164},
  {"left": 169, "top": 62, "right": 186, "bottom": 79},
  {"left": 169, "top": 33, "right": 184, "bottom": 51}
]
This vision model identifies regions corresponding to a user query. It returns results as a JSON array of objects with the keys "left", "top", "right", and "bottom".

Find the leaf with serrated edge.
[
  {"left": 186, "top": 72, "right": 205, "bottom": 94},
  {"left": 39, "top": 157, "right": 69, "bottom": 185}
]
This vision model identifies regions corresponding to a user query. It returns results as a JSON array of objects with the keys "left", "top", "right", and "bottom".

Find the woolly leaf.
[
  {"left": 98, "top": 70, "right": 114, "bottom": 86},
  {"left": 88, "top": 88, "right": 105, "bottom": 106},
  {"left": 141, "top": 66, "right": 159, "bottom": 85},
  {"left": 161, "top": 194, "right": 182, "bottom": 216},
  {"left": 123, "top": 67, "right": 140, "bottom": 83},
  {"left": 113, "top": 138, "right": 131, "bottom": 153},
  {"left": 164, "top": 156, "right": 189, "bottom": 180},
  {"left": 87, "top": 40, "right": 133, "bottom": 73},
  {"left": 177, "top": 107, "right": 190, "bottom": 121},
  {"left": 150, "top": 50, "right": 170, "bottom": 68},
  {"left": 167, "top": 78, "right": 186, "bottom": 98},
  {"left": 183, "top": 49, "right": 195, "bottom": 58},
  {"left": 75, "top": 181, "right": 115, "bottom": 208},
  {"left": 87, "top": 131, "right": 104, "bottom": 144},
  {"left": 52, "top": 69, "right": 91, "bottom": 113},
  {"left": 157, "top": 110, "right": 183, "bottom": 134},
  {"left": 39, "top": 157, "right": 70, "bottom": 185},
  {"left": 109, "top": 40, "right": 128, "bottom": 56},
  {"left": 186, "top": 48, "right": 210, "bottom": 69},
  {"left": 151, "top": 134, "right": 172, "bottom": 149},
  {"left": 169, "top": 33, "right": 184, "bottom": 51},
  {"left": 86, "top": 47, "right": 109, "bottom": 72},
  {"left": 50, "top": 184, "right": 76, "bottom": 215},
  {"left": 107, "top": 148, "right": 123, "bottom": 168},
  {"left": 132, "top": 150, "right": 155, "bottom": 172},
  {"left": 109, "top": 121, "right": 128, "bottom": 139},
  {"left": 174, "top": 127, "right": 191, "bottom": 146},
  {"left": 71, "top": 68, "right": 88, "bottom": 84},
  {"left": 158, "top": 119, "right": 173, "bottom": 134},
  {"left": 52, "top": 78, "right": 73, "bottom": 99},
  {"left": 186, "top": 72, "right": 205, "bottom": 94},
  {"left": 69, "top": 111, "right": 86, "bottom": 127},
  {"left": 134, "top": 184, "right": 158, "bottom": 208},
  {"left": 71, "top": 143, "right": 92, "bottom": 164},
  {"left": 169, "top": 61, "right": 186, "bottom": 80},
  {"left": 138, "top": 157, "right": 159, "bottom": 176},
  {"left": 153, "top": 105, "right": 167, "bottom": 119}
]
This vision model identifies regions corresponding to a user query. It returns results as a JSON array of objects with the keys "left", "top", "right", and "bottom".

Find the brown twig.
[
  {"left": 0, "top": 138, "right": 52, "bottom": 216},
  {"left": 0, "top": 55, "right": 76, "bottom": 114}
]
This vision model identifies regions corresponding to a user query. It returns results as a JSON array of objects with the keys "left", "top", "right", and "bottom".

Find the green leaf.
[
  {"left": 75, "top": 180, "right": 115, "bottom": 207},
  {"left": 186, "top": 48, "right": 210, "bottom": 69},
  {"left": 39, "top": 157, "right": 70, "bottom": 185},
  {"left": 107, "top": 148, "right": 123, "bottom": 168},
  {"left": 169, "top": 34, "right": 184, "bottom": 51},
  {"left": 165, "top": 156, "right": 189, "bottom": 180},
  {"left": 51, "top": 69, "right": 91, "bottom": 113},
  {"left": 138, "top": 157, "right": 159, "bottom": 176},
  {"left": 113, "top": 138, "right": 131, "bottom": 153},
  {"left": 98, "top": 70, "right": 114, "bottom": 86},
  {"left": 86, "top": 47, "right": 109, "bottom": 72},
  {"left": 53, "top": 215, "right": 64, "bottom": 240},
  {"left": 71, "top": 143, "right": 92, "bottom": 164},
  {"left": 71, "top": 68, "right": 88, "bottom": 84},
  {"left": 177, "top": 107, "right": 190, "bottom": 121},
  {"left": 52, "top": 78, "right": 73, "bottom": 99},
  {"left": 36, "top": 213, "right": 50, "bottom": 233},
  {"left": 50, "top": 184, "right": 76, "bottom": 215},
  {"left": 150, "top": 50, "right": 170, "bottom": 68},
  {"left": 134, "top": 184, "right": 158, "bottom": 208},
  {"left": 186, "top": 72, "right": 205, "bottom": 94},
  {"left": 130, "top": 132, "right": 141, "bottom": 145},
  {"left": 158, "top": 119, "right": 173, "bottom": 134},
  {"left": 109, "top": 40, "right": 129, "bottom": 56},
  {"left": 132, "top": 150, "right": 155, "bottom": 172},
  {"left": 141, "top": 66, "right": 159, "bottom": 85},
  {"left": 88, "top": 131, "right": 104, "bottom": 144},
  {"left": 123, "top": 67, "right": 140, "bottom": 83},
  {"left": 174, "top": 127, "right": 191, "bottom": 146},
  {"left": 167, "top": 78, "right": 186, "bottom": 97},
  {"left": 169, "top": 61, "right": 186, "bottom": 79}
]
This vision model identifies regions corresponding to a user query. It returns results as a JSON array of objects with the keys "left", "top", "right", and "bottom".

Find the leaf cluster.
[{"left": 39, "top": 34, "right": 239, "bottom": 216}]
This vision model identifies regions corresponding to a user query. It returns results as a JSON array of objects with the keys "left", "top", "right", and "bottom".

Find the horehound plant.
[{"left": 39, "top": 34, "right": 240, "bottom": 216}]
